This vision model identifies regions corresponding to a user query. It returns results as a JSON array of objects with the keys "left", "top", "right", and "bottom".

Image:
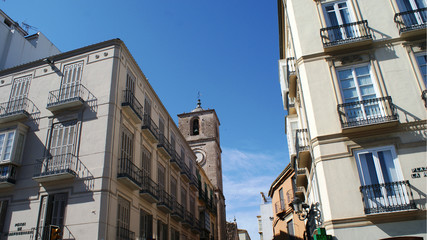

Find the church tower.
[{"left": 178, "top": 99, "right": 226, "bottom": 240}]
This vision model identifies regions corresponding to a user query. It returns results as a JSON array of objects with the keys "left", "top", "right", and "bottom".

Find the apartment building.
[
  {"left": 257, "top": 193, "right": 273, "bottom": 240},
  {"left": 277, "top": 0, "right": 426, "bottom": 239},
  {"left": 0, "top": 38, "right": 224, "bottom": 240},
  {"left": 268, "top": 164, "right": 305, "bottom": 240},
  {"left": 0, "top": 9, "right": 60, "bottom": 71}
]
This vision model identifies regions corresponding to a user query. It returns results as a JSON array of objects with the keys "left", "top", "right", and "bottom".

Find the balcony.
[
  {"left": 295, "top": 186, "right": 306, "bottom": 202},
  {"left": 360, "top": 181, "right": 416, "bottom": 215},
  {"left": 394, "top": 8, "right": 426, "bottom": 38},
  {"left": 117, "top": 227, "right": 135, "bottom": 240},
  {"left": 279, "top": 58, "right": 297, "bottom": 111},
  {"left": 180, "top": 162, "right": 191, "bottom": 182},
  {"left": 296, "top": 167, "right": 309, "bottom": 190},
  {"left": 199, "top": 189, "right": 208, "bottom": 203},
  {"left": 157, "top": 134, "right": 172, "bottom": 160},
  {"left": 170, "top": 151, "right": 182, "bottom": 171},
  {"left": 189, "top": 174, "right": 198, "bottom": 191},
  {"left": 320, "top": 20, "right": 372, "bottom": 52},
  {"left": 33, "top": 154, "right": 79, "bottom": 182},
  {"left": 295, "top": 129, "right": 311, "bottom": 170},
  {"left": 121, "top": 90, "right": 143, "bottom": 124},
  {"left": 47, "top": 84, "right": 94, "bottom": 112},
  {"left": 0, "top": 97, "right": 39, "bottom": 123},
  {"left": 141, "top": 114, "right": 160, "bottom": 144},
  {"left": 192, "top": 218, "right": 201, "bottom": 233},
  {"left": 422, "top": 90, "right": 427, "bottom": 108},
  {"left": 0, "top": 164, "right": 17, "bottom": 188},
  {"left": 140, "top": 176, "right": 159, "bottom": 203},
  {"left": 171, "top": 201, "right": 184, "bottom": 222},
  {"left": 157, "top": 189, "right": 173, "bottom": 213},
  {"left": 117, "top": 158, "right": 142, "bottom": 190},
  {"left": 275, "top": 200, "right": 288, "bottom": 219},
  {"left": 337, "top": 96, "right": 398, "bottom": 130},
  {"left": 183, "top": 211, "right": 194, "bottom": 228}
]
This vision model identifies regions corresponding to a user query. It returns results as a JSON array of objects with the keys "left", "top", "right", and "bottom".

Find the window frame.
[
  {"left": 322, "top": 0, "right": 357, "bottom": 27},
  {"left": 0, "top": 125, "right": 27, "bottom": 164},
  {"left": 415, "top": 51, "right": 427, "bottom": 88}
]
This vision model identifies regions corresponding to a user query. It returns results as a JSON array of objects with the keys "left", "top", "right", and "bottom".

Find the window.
[
  {"left": 337, "top": 64, "right": 383, "bottom": 120},
  {"left": 323, "top": 1, "right": 357, "bottom": 41},
  {"left": 0, "top": 200, "right": 8, "bottom": 234},
  {"left": 396, "top": 0, "right": 427, "bottom": 26},
  {"left": 287, "top": 219, "right": 295, "bottom": 240},
  {"left": 159, "top": 116, "right": 165, "bottom": 135},
  {"left": 171, "top": 176, "right": 177, "bottom": 200},
  {"left": 120, "top": 127, "right": 134, "bottom": 161},
  {"left": 279, "top": 188, "right": 285, "bottom": 211},
  {"left": 0, "top": 130, "right": 15, "bottom": 161},
  {"left": 8, "top": 75, "right": 31, "bottom": 113},
  {"left": 181, "top": 187, "right": 187, "bottom": 211},
  {"left": 157, "top": 220, "right": 168, "bottom": 240},
  {"left": 36, "top": 193, "right": 68, "bottom": 240},
  {"left": 355, "top": 146, "right": 411, "bottom": 212},
  {"left": 170, "top": 133, "right": 176, "bottom": 151},
  {"left": 189, "top": 195, "right": 195, "bottom": 216},
  {"left": 191, "top": 118, "right": 199, "bottom": 135},
  {"left": 158, "top": 164, "right": 166, "bottom": 191},
  {"left": 49, "top": 120, "right": 78, "bottom": 158},
  {"left": 117, "top": 196, "right": 131, "bottom": 240},
  {"left": 140, "top": 209, "right": 153, "bottom": 240},
  {"left": 60, "top": 62, "right": 83, "bottom": 101},
  {"left": 141, "top": 146, "right": 151, "bottom": 177},
  {"left": 171, "top": 228, "right": 180, "bottom": 240},
  {"left": 415, "top": 52, "right": 427, "bottom": 87},
  {"left": 144, "top": 98, "right": 152, "bottom": 117}
]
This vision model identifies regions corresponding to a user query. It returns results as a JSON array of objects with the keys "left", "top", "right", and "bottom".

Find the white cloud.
[{"left": 221, "top": 147, "right": 288, "bottom": 240}]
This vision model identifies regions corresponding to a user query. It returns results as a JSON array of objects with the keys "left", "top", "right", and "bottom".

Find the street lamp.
[{"left": 290, "top": 197, "right": 310, "bottom": 220}]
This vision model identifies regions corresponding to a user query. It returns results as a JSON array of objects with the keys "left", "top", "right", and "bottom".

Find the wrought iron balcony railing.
[
  {"left": 170, "top": 150, "right": 183, "bottom": 170},
  {"left": 117, "top": 226, "right": 135, "bottom": 240},
  {"left": 180, "top": 161, "right": 192, "bottom": 181},
  {"left": 171, "top": 200, "right": 184, "bottom": 220},
  {"left": 157, "top": 189, "right": 174, "bottom": 212},
  {"left": 117, "top": 158, "right": 143, "bottom": 188},
  {"left": 0, "top": 164, "right": 17, "bottom": 185},
  {"left": 337, "top": 96, "right": 398, "bottom": 128},
  {"left": 295, "top": 129, "right": 310, "bottom": 157},
  {"left": 274, "top": 199, "right": 287, "bottom": 216},
  {"left": 47, "top": 84, "right": 94, "bottom": 110},
  {"left": 34, "top": 153, "right": 80, "bottom": 179},
  {"left": 0, "top": 97, "right": 39, "bottom": 121},
  {"left": 141, "top": 114, "right": 160, "bottom": 141},
  {"left": 184, "top": 211, "right": 194, "bottom": 227},
  {"left": 360, "top": 180, "right": 416, "bottom": 214},
  {"left": 422, "top": 90, "right": 427, "bottom": 108},
  {"left": 157, "top": 134, "right": 173, "bottom": 158},
  {"left": 320, "top": 20, "right": 372, "bottom": 47},
  {"left": 140, "top": 176, "right": 159, "bottom": 201},
  {"left": 122, "top": 89, "right": 143, "bottom": 120},
  {"left": 394, "top": 8, "right": 427, "bottom": 34}
]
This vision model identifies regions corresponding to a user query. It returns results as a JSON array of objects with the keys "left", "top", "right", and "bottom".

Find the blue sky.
[{"left": 2, "top": 0, "right": 290, "bottom": 238}]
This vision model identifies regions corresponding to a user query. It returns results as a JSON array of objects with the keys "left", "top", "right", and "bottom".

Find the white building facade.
[
  {"left": 0, "top": 39, "right": 222, "bottom": 240},
  {"left": 277, "top": 0, "right": 426, "bottom": 239}
]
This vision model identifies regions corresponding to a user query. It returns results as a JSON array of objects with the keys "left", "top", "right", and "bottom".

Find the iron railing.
[
  {"left": 171, "top": 200, "right": 184, "bottom": 219},
  {"left": 360, "top": 180, "right": 416, "bottom": 214},
  {"left": 157, "top": 134, "right": 173, "bottom": 157},
  {"left": 142, "top": 114, "right": 160, "bottom": 140},
  {"left": 117, "top": 158, "right": 143, "bottom": 188},
  {"left": 0, "top": 97, "right": 39, "bottom": 118},
  {"left": 157, "top": 189, "right": 174, "bottom": 210},
  {"left": 122, "top": 90, "right": 143, "bottom": 120},
  {"left": 295, "top": 128, "right": 310, "bottom": 159},
  {"left": 34, "top": 225, "right": 76, "bottom": 240},
  {"left": 337, "top": 96, "right": 398, "bottom": 128},
  {"left": 184, "top": 211, "right": 194, "bottom": 226},
  {"left": 394, "top": 8, "right": 427, "bottom": 34},
  {"left": 34, "top": 153, "right": 80, "bottom": 178},
  {"left": 274, "top": 200, "right": 287, "bottom": 215},
  {"left": 422, "top": 90, "right": 427, "bottom": 108},
  {"left": 47, "top": 84, "right": 94, "bottom": 108},
  {"left": 320, "top": 20, "right": 372, "bottom": 47},
  {"left": 140, "top": 176, "right": 158, "bottom": 198},
  {"left": 180, "top": 162, "right": 192, "bottom": 180},
  {"left": 117, "top": 226, "right": 135, "bottom": 240},
  {"left": 0, "top": 164, "right": 17, "bottom": 184},
  {"left": 170, "top": 150, "right": 183, "bottom": 169}
]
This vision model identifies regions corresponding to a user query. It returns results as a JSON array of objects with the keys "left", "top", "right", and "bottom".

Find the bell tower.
[{"left": 178, "top": 99, "right": 226, "bottom": 240}]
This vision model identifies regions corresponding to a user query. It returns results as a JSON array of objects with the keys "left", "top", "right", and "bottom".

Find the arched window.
[{"left": 192, "top": 118, "right": 199, "bottom": 135}]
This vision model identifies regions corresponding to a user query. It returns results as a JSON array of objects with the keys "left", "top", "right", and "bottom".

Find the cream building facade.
[
  {"left": 277, "top": 0, "right": 426, "bottom": 239},
  {"left": 0, "top": 39, "right": 224, "bottom": 240}
]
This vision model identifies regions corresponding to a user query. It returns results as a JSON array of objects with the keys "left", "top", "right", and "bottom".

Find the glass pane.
[
  {"left": 343, "top": 89, "right": 358, "bottom": 100},
  {"left": 3, "top": 132, "right": 15, "bottom": 160},
  {"left": 338, "top": 69, "right": 353, "bottom": 80},
  {"left": 378, "top": 150, "right": 398, "bottom": 183},
  {"left": 416, "top": 54, "right": 427, "bottom": 86},
  {"left": 359, "top": 153, "right": 379, "bottom": 186},
  {"left": 0, "top": 134, "right": 5, "bottom": 157},
  {"left": 340, "top": 79, "right": 355, "bottom": 89}
]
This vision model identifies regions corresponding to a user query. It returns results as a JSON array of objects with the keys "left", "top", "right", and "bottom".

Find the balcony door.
[
  {"left": 338, "top": 64, "right": 383, "bottom": 121},
  {"left": 355, "top": 147, "right": 409, "bottom": 210},
  {"left": 8, "top": 75, "right": 31, "bottom": 113},
  {"left": 125, "top": 72, "right": 136, "bottom": 106},
  {"left": 60, "top": 62, "right": 83, "bottom": 101},
  {"left": 117, "top": 196, "right": 131, "bottom": 240},
  {"left": 47, "top": 121, "right": 78, "bottom": 173},
  {"left": 396, "top": 0, "right": 427, "bottom": 27},
  {"left": 323, "top": 1, "right": 357, "bottom": 41},
  {"left": 36, "top": 193, "right": 68, "bottom": 240}
]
